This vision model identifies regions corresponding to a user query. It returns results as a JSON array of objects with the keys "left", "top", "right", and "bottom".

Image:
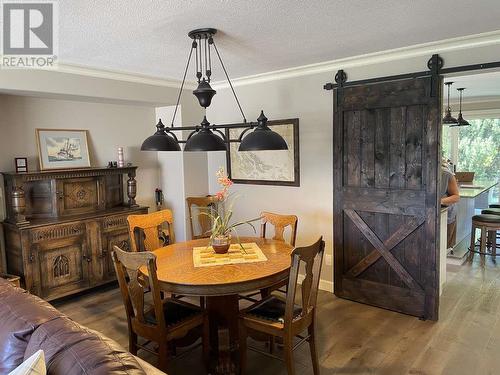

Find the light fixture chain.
[
  {"left": 171, "top": 44, "right": 195, "bottom": 128},
  {"left": 198, "top": 36, "right": 203, "bottom": 81},
  {"left": 204, "top": 36, "right": 208, "bottom": 80},
  {"left": 207, "top": 39, "right": 212, "bottom": 82},
  {"left": 212, "top": 40, "right": 247, "bottom": 123},
  {"left": 194, "top": 39, "right": 199, "bottom": 81}
]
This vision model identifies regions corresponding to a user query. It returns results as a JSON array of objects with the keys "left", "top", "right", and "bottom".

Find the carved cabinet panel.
[
  {"left": 56, "top": 177, "right": 105, "bottom": 216},
  {"left": 35, "top": 231, "right": 90, "bottom": 300}
]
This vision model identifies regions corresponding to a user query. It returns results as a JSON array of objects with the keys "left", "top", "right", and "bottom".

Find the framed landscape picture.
[
  {"left": 225, "top": 118, "right": 299, "bottom": 186},
  {"left": 36, "top": 129, "right": 91, "bottom": 170}
]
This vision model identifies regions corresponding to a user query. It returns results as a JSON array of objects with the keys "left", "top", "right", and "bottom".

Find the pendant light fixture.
[
  {"left": 442, "top": 82, "right": 458, "bottom": 125},
  {"left": 141, "top": 28, "right": 288, "bottom": 152},
  {"left": 450, "top": 88, "right": 470, "bottom": 127},
  {"left": 140, "top": 119, "right": 181, "bottom": 151}
]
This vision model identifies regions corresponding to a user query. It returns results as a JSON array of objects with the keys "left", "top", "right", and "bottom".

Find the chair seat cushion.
[
  {"left": 473, "top": 214, "right": 500, "bottom": 224},
  {"left": 482, "top": 208, "right": 500, "bottom": 215},
  {"left": 244, "top": 296, "right": 302, "bottom": 323},
  {"left": 144, "top": 299, "right": 201, "bottom": 327}
]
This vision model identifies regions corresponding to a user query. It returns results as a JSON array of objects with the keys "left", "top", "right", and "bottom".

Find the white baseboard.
[{"left": 297, "top": 274, "right": 334, "bottom": 293}]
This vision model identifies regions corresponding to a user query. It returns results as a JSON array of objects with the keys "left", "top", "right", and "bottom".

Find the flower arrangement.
[{"left": 202, "top": 168, "right": 261, "bottom": 253}]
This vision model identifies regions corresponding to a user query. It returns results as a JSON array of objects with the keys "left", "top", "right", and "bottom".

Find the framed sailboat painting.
[{"left": 36, "top": 129, "right": 91, "bottom": 170}]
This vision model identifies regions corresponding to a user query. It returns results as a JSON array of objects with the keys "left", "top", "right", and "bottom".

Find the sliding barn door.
[{"left": 333, "top": 77, "right": 441, "bottom": 320}]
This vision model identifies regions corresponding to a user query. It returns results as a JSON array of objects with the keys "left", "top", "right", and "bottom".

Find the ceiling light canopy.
[{"left": 141, "top": 28, "right": 288, "bottom": 152}]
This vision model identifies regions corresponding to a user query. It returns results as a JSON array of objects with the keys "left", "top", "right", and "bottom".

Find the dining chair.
[
  {"left": 127, "top": 209, "right": 175, "bottom": 252},
  {"left": 238, "top": 237, "right": 325, "bottom": 375},
  {"left": 111, "top": 245, "right": 209, "bottom": 372},
  {"left": 260, "top": 211, "right": 298, "bottom": 247},
  {"left": 186, "top": 195, "right": 218, "bottom": 240},
  {"left": 240, "top": 212, "right": 299, "bottom": 303},
  {"left": 127, "top": 209, "right": 205, "bottom": 307}
]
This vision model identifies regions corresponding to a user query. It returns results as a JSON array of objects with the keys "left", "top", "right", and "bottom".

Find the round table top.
[{"left": 147, "top": 237, "right": 293, "bottom": 296}]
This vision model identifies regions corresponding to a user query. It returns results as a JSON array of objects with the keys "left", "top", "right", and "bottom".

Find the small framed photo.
[
  {"left": 15, "top": 157, "right": 28, "bottom": 173},
  {"left": 36, "top": 129, "right": 91, "bottom": 170}
]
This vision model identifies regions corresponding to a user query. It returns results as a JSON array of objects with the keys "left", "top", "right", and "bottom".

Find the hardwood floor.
[{"left": 54, "top": 255, "right": 500, "bottom": 375}]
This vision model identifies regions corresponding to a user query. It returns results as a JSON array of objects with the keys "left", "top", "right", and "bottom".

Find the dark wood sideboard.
[{"left": 1, "top": 167, "right": 147, "bottom": 300}]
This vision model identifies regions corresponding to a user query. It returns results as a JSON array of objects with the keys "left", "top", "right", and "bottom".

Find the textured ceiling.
[{"left": 59, "top": 0, "right": 500, "bottom": 81}]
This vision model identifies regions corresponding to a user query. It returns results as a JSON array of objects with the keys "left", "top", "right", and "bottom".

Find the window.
[
  {"left": 442, "top": 119, "right": 499, "bottom": 179},
  {"left": 456, "top": 119, "right": 499, "bottom": 181},
  {"left": 442, "top": 118, "right": 500, "bottom": 201}
]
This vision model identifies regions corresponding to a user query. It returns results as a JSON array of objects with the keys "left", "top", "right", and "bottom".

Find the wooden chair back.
[
  {"left": 127, "top": 209, "right": 175, "bottom": 252},
  {"left": 260, "top": 211, "right": 298, "bottom": 246},
  {"left": 111, "top": 246, "right": 166, "bottom": 331},
  {"left": 186, "top": 196, "right": 218, "bottom": 240},
  {"left": 285, "top": 237, "right": 325, "bottom": 325}
]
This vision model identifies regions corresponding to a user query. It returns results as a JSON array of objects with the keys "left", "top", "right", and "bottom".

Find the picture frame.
[
  {"left": 14, "top": 157, "right": 28, "bottom": 173},
  {"left": 35, "top": 129, "right": 91, "bottom": 170},
  {"left": 225, "top": 118, "right": 300, "bottom": 186}
]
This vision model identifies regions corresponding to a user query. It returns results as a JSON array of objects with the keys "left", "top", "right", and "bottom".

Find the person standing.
[{"left": 441, "top": 159, "right": 460, "bottom": 249}]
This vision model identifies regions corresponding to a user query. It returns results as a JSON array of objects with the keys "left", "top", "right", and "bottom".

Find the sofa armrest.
[{"left": 134, "top": 356, "right": 168, "bottom": 375}]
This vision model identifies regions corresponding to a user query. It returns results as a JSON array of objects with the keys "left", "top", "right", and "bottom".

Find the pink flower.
[{"left": 215, "top": 168, "right": 232, "bottom": 201}]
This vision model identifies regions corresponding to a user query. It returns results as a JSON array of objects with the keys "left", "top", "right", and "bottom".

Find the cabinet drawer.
[{"left": 101, "top": 214, "right": 130, "bottom": 233}]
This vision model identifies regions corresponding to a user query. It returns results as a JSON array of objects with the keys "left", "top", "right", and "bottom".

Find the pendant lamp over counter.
[
  {"left": 442, "top": 82, "right": 458, "bottom": 125},
  {"left": 450, "top": 88, "right": 471, "bottom": 127},
  {"left": 141, "top": 28, "right": 288, "bottom": 152}
]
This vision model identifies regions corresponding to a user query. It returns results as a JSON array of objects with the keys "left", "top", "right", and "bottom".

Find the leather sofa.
[{"left": 0, "top": 278, "right": 166, "bottom": 375}]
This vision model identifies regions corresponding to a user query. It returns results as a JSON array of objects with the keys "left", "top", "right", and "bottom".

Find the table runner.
[{"left": 192, "top": 242, "right": 268, "bottom": 268}]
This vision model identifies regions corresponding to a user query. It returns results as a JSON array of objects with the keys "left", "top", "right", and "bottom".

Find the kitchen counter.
[
  {"left": 459, "top": 180, "right": 498, "bottom": 199},
  {"left": 454, "top": 179, "right": 498, "bottom": 249}
]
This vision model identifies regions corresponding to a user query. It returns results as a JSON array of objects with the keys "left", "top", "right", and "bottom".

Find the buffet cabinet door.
[
  {"left": 56, "top": 177, "right": 105, "bottom": 216},
  {"left": 95, "top": 214, "right": 135, "bottom": 283},
  {"left": 100, "top": 230, "right": 130, "bottom": 282},
  {"left": 31, "top": 224, "right": 90, "bottom": 300}
]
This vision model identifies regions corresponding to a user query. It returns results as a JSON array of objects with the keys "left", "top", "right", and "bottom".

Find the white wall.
[
  {"left": 156, "top": 97, "right": 207, "bottom": 242},
  {"left": 207, "top": 74, "right": 334, "bottom": 285},
  {"left": 0, "top": 94, "right": 159, "bottom": 208}
]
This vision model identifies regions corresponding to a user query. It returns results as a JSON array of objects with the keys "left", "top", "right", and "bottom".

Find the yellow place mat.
[{"left": 193, "top": 242, "right": 268, "bottom": 268}]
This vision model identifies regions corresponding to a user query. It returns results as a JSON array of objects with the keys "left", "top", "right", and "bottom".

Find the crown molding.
[
  {"left": 44, "top": 62, "right": 198, "bottom": 89},
  {"left": 449, "top": 95, "right": 500, "bottom": 105},
  {"left": 211, "top": 30, "right": 500, "bottom": 89},
  {"left": 462, "top": 108, "right": 500, "bottom": 119}
]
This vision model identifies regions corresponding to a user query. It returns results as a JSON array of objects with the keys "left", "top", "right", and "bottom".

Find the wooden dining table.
[{"left": 148, "top": 236, "right": 293, "bottom": 371}]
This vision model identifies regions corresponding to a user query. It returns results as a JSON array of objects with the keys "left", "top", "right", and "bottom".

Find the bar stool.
[
  {"left": 469, "top": 214, "right": 500, "bottom": 256},
  {"left": 482, "top": 208, "right": 500, "bottom": 247}
]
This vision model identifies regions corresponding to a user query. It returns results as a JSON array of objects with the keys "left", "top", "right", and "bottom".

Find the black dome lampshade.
[
  {"left": 184, "top": 116, "right": 227, "bottom": 152},
  {"left": 238, "top": 111, "right": 288, "bottom": 151},
  {"left": 141, "top": 119, "right": 181, "bottom": 151},
  {"left": 450, "top": 88, "right": 471, "bottom": 127},
  {"left": 193, "top": 79, "right": 216, "bottom": 108}
]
